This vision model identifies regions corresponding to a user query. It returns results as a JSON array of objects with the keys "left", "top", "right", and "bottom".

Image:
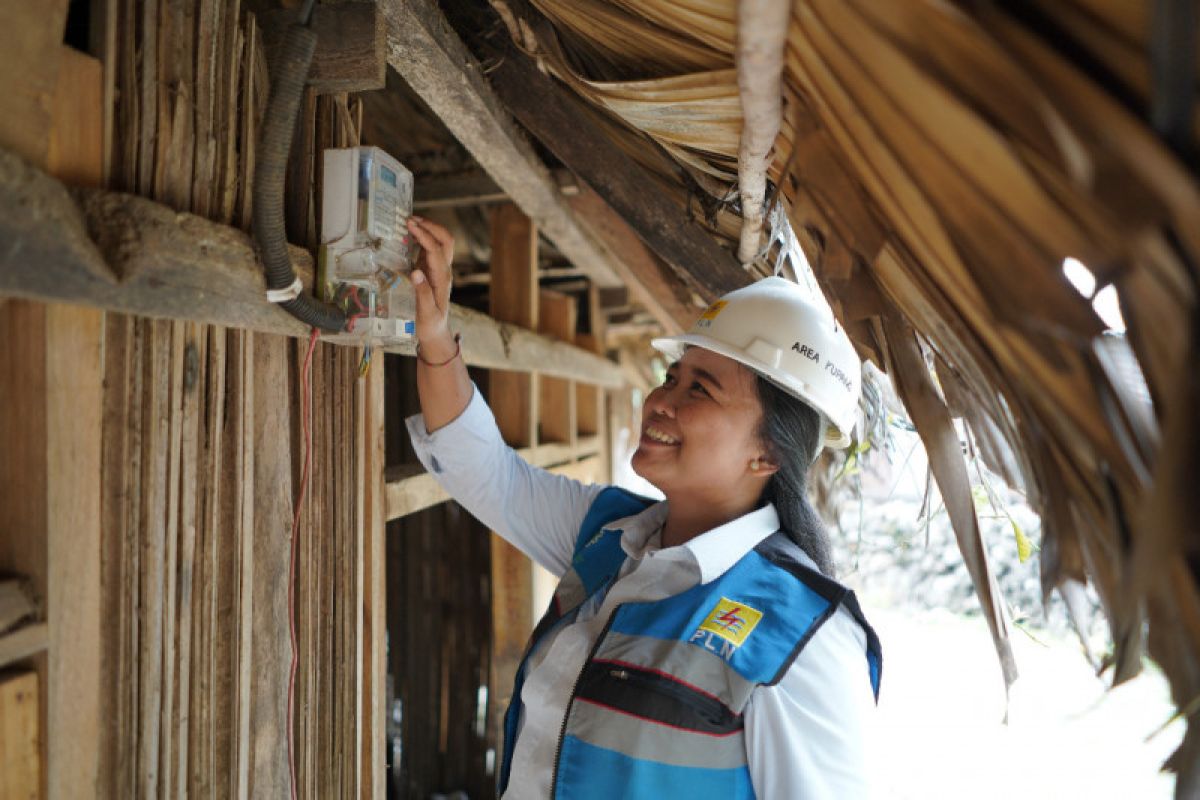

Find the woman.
[{"left": 405, "top": 216, "right": 881, "bottom": 799}]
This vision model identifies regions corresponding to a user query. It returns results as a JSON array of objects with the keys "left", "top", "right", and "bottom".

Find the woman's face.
[{"left": 632, "top": 347, "right": 770, "bottom": 502}]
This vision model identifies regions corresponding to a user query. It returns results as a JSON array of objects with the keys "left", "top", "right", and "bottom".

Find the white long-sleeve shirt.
[{"left": 406, "top": 385, "right": 875, "bottom": 799}]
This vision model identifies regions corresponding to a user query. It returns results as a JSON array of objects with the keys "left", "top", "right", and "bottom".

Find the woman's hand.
[
  {"left": 406, "top": 215, "right": 456, "bottom": 352},
  {"left": 407, "top": 215, "right": 472, "bottom": 431}
]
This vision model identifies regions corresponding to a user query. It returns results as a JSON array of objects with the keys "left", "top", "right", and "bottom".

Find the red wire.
[
  {"left": 288, "top": 327, "right": 319, "bottom": 800},
  {"left": 345, "top": 285, "right": 368, "bottom": 333}
]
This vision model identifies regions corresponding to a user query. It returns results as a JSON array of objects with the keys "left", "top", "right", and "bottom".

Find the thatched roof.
[{"left": 440, "top": 0, "right": 1200, "bottom": 787}]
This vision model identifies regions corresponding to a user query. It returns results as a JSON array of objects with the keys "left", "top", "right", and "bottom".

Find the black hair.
[{"left": 754, "top": 376, "right": 836, "bottom": 576}]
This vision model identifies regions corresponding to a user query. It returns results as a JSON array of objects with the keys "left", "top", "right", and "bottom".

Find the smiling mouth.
[{"left": 642, "top": 425, "right": 680, "bottom": 445}]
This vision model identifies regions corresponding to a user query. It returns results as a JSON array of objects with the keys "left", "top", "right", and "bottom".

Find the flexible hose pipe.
[{"left": 253, "top": 20, "right": 349, "bottom": 333}]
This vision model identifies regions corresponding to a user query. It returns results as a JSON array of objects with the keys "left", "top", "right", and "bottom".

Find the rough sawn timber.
[
  {"left": 0, "top": 147, "right": 623, "bottom": 388},
  {"left": 379, "top": 0, "right": 623, "bottom": 289},
  {"left": 485, "top": 38, "right": 747, "bottom": 301},
  {"left": 261, "top": 3, "right": 386, "bottom": 94}
]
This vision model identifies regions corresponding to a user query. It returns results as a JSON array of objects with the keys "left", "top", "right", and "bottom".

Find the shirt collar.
[
  {"left": 682, "top": 503, "right": 779, "bottom": 584},
  {"left": 602, "top": 501, "right": 780, "bottom": 584},
  {"left": 603, "top": 502, "right": 668, "bottom": 560}
]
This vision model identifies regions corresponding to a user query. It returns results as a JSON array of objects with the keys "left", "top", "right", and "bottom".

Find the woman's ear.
[{"left": 748, "top": 455, "right": 780, "bottom": 476}]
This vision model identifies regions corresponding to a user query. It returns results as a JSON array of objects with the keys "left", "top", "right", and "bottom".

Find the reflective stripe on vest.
[{"left": 498, "top": 488, "right": 883, "bottom": 798}]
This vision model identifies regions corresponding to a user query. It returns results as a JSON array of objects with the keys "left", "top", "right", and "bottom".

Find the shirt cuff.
[{"left": 404, "top": 383, "right": 494, "bottom": 475}]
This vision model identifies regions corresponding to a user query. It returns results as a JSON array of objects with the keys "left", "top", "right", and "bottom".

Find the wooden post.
[
  {"left": 486, "top": 203, "right": 538, "bottom": 755},
  {"left": 489, "top": 204, "right": 540, "bottom": 445},
  {"left": 538, "top": 289, "right": 577, "bottom": 449}
]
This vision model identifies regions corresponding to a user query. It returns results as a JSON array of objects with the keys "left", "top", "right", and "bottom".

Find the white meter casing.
[{"left": 318, "top": 146, "right": 416, "bottom": 341}]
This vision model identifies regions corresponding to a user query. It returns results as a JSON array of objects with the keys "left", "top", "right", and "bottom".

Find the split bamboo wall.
[{"left": 92, "top": 1, "right": 385, "bottom": 796}]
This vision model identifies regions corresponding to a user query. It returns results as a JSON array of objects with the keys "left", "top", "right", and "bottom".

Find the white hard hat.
[{"left": 652, "top": 276, "right": 861, "bottom": 449}]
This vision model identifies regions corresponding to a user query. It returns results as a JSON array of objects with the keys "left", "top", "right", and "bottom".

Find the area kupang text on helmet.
[
  {"left": 791, "top": 342, "right": 820, "bottom": 362},
  {"left": 825, "top": 360, "right": 853, "bottom": 392}
]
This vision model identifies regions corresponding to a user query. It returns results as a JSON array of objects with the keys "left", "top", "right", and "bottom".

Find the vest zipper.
[
  {"left": 604, "top": 663, "right": 736, "bottom": 729},
  {"left": 549, "top": 602, "right": 622, "bottom": 799}
]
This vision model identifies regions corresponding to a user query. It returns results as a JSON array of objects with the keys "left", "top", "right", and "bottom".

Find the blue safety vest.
[{"left": 498, "top": 487, "right": 883, "bottom": 798}]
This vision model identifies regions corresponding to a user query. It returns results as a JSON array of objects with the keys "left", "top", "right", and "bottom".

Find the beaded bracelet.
[{"left": 416, "top": 333, "right": 461, "bottom": 367}]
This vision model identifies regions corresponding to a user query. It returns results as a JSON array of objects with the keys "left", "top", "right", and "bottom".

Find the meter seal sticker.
[{"left": 696, "top": 300, "right": 727, "bottom": 328}]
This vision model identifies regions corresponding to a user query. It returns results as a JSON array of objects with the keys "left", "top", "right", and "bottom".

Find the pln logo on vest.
[{"left": 690, "top": 597, "right": 763, "bottom": 662}]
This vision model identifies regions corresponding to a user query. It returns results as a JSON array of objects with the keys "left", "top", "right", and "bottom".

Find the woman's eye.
[
  {"left": 662, "top": 374, "right": 677, "bottom": 387},
  {"left": 690, "top": 382, "right": 709, "bottom": 396}
]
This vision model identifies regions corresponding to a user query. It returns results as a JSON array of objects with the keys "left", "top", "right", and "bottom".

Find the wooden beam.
[
  {"left": 484, "top": 39, "right": 746, "bottom": 301},
  {"left": 550, "top": 454, "right": 602, "bottom": 485},
  {"left": 413, "top": 169, "right": 506, "bottom": 210},
  {"left": 0, "top": 624, "right": 49, "bottom": 669},
  {"left": 0, "top": 146, "right": 624, "bottom": 388},
  {"left": 566, "top": 185, "right": 695, "bottom": 334},
  {"left": 380, "top": 0, "right": 623, "bottom": 288},
  {"left": 0, "top": 582, "right": 36, "bottom": 635},
  {"left": 384, "top": 437, "right": 602, "bottom": 521},
  {"left": 538, "top": 289, "right": 577, "bottom": 445},
  {"left": 262, "top": 3, "right": 386, "bottom": 94}
]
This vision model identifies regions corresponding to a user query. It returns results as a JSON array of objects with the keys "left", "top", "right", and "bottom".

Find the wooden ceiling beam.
[
  {"left": 0, "top": 147, "right": 624, "bottom": 388},
  {"left": 483, "top": 38, "right": 746, "bottom": 302},
  {"left": 413, "top": 169, "right": 506, "bottom": 210},
  {"left": 380, "top": 0, "right": 624, "bottom": 288},
  {"left": 566, "top": 185, "right": 696, "bottom": 334},
  {"left": 261, "top": 3, "right": 387, "bottom": 94}
]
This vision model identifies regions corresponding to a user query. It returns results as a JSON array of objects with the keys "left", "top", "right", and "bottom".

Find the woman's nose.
[{"left": 644, "top": 386, "right": 676, "bottom": 419}]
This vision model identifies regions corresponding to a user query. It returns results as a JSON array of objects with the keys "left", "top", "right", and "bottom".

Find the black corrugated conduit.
[{"left": 253, "top": 0, "right": 349, "bottom": 332}]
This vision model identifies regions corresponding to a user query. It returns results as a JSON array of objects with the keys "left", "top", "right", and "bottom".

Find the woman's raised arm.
[{"left": 406, "top": 216, "right": 473, "bottom": 431}]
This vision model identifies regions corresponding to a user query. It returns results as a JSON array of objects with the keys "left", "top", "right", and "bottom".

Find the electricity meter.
[{"left": 318, "top": 146, "right": 417, "bottom": 341}]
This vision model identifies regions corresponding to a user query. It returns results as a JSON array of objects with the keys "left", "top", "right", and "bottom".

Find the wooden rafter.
[
  {"left": 566, "top": 185, "right": 695, "bottom": 333},
  {"left": 413, "top": 169, "right": 506, "bottom": 210},
  {"left": 380, "top": 0, "right": 623, "bottom": 288},
  {"left": 0, "top": 147, "right": 624, "bottom": 389},
  {"left": 481, "top": 34, "right": 746, "bottom": 301}
]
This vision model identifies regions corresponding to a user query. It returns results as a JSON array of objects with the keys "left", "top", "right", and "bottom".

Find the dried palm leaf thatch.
[
  {"left": 1016, "top": 0, "right": 1200, "bottom": 147},
  {"left": 492, "top": 0, "right": 1200, "bottom": 786},
  {"left": 530, "top": 0, "right": 725, "bottom": 76}
]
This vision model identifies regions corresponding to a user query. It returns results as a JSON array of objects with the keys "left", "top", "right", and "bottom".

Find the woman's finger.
[
  {"left": 408, "top": 220, "right": 452, "bottom": 285},
  {"left": 410, "top": 230, "right": 446, "bottom": 286},
  {"left": 407, "top": 220, "right": 443, "bottom": 265},
  {"left": 411, "top": 269, "right": 441, "bottom": 329},
  {"left": 412, "top": 216, "right": 455, "bottom": 255}
]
